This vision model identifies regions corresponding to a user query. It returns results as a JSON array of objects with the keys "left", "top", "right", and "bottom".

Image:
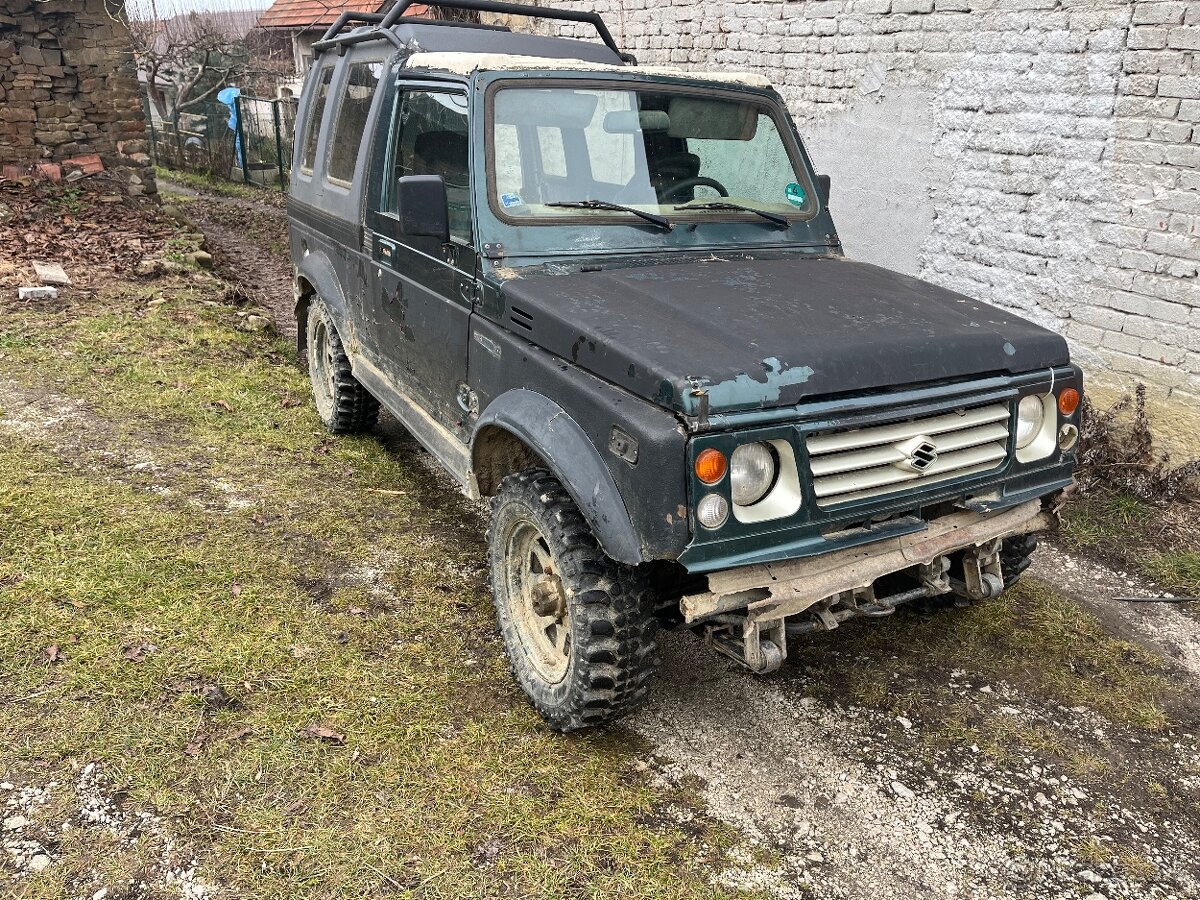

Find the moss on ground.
[
  {"left": 157, "top": 167, "right": 286, "bottom": 205},
  {"left": 0, "top": 280, "right": 750, "bottom": 899},
  {"left": 1060, "top": 491, "right": 1200, "bottom": 596}
]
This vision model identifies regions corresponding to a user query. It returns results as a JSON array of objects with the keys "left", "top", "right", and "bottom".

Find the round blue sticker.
[{"left": 785, "top": 182, "right": 807, "bottom": 207}]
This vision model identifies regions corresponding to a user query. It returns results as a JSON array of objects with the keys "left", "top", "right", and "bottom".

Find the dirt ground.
[{"left": 2, "top": 178, "right": 1199, "bottom": 900}]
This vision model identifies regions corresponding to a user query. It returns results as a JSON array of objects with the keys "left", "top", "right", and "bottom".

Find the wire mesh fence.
[
  {"left": 145, "top": 93, "right": 298, "bottom": 190},
  {"left": 233, "top": 95, "right": 299, "bottom": 188}
]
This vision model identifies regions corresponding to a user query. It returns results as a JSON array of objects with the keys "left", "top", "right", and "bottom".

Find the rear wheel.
[
  {"left": 306, "top": 300, "right": 379, "bottom": 434},
  {"left": 489, "top": 469, "right": 658, "bottom": 731}
]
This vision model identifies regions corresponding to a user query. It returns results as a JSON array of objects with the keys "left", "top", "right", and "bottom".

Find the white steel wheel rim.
[
  {"left": 504, "top": 518, "right": 571, "bottom": 684},
  {"left": 309, "top": 317, "right": 337, "bottom": 420}
]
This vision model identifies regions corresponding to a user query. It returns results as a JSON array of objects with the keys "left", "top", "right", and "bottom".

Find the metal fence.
[
  {"left": 145, "top": 93, "right": 298, "bottom": 189},
  {"left": 233, "top": 95, "right": 299, "bottom": 188}
]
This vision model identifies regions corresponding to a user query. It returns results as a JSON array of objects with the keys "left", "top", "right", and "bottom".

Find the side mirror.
[
  {"left": 397, "top": 175, "right": 450, "bottom": 243},
  {"left": 816, "top": 174, "right": 831, "bottom": 208}
]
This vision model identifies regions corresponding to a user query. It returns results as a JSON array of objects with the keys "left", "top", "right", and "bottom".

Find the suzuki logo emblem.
[{"left": 895, "top": 435, "right": 939, "bottom": 474}]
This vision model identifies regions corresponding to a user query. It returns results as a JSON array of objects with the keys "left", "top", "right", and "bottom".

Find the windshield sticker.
[
  {"left": 500, "top": 192, "right": 523, "bottom": 209},
  {"left": 785, "top": 183, "right": 807, "bottom": 207}
]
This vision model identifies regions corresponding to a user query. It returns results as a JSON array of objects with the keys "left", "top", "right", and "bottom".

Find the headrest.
[{"left": 413, "top": 130, "right": 467, "bottom": 166}]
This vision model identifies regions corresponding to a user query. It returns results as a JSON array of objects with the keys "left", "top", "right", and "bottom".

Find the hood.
[{"left": 497, "top": 256, "right": 1070, "bottom": 416}]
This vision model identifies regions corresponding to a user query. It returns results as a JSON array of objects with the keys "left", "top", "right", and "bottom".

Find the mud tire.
[
  {"left": 490, "top": 469, "right": 659, "bottom": 731},
  {"left": 1001, "top": 534, "right": 1038, "bottom": 589},
  {"left": 306, "top": 300, "right": 379, "bottom": 434}
]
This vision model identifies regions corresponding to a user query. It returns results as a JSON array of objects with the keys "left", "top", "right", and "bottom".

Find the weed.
[
  {"left": 1078, "top": 384, "right": 1200, "bottom": 501},
  {"left": 1141, "top": 552, "right": 1200, "bottom": 595}
]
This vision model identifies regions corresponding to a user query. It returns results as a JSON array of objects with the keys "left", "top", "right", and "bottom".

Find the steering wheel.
[{"left": 660, "top": 176, "right": 729, "bottom": 202}]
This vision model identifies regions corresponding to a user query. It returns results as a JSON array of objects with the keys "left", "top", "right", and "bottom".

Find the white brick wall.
[{"left": 535, "top": 0, "right": 1200, "bottom": 399}]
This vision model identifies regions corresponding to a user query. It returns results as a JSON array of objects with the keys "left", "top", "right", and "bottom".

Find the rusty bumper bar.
[{"left": 681, "top": 499, "right": 1053, "bottom": 625}]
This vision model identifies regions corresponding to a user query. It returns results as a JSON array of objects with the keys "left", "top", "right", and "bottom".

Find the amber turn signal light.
[
  {"left": 695, "top": 448, "right": 728, "bottom": 484},
  {"left": 1057, "top": 388, "right": 1080, "bottom": 417}
]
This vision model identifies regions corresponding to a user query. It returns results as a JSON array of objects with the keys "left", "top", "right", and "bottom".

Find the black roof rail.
[{"left": 313, "top": 0, "right": 633, "bottom": 63}]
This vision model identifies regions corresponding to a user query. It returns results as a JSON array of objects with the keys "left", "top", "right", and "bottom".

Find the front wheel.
[{"left": 489, "top": 469, "right": 658, "bottom": 731}]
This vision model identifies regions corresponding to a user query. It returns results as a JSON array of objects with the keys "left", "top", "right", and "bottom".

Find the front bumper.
[{"left": 681, "top": 497, "right": 1053, "bottom": 624}]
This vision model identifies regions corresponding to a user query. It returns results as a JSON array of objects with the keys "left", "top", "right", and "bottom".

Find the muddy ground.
[{"left": 1, "top": 178, "right": 1198, "bottom": 900}]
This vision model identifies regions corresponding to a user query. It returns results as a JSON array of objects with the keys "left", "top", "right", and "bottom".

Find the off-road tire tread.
[
  {"left": 309, "top": 303, "right": 379, "bottom": 434},
  {"left": 490, "top": 469, "right": 659, "bottom": 732},
  {"left": 1001, "top": 534, "right": 1038, "bottom": 589}
]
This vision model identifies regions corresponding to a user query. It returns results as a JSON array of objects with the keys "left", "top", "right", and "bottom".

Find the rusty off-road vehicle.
[{"left": 287, "top": 0, "right": 1082, "bottom": 730}]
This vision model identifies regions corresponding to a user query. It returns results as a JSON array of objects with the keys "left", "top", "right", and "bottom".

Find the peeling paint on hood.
[
  {"left": 497, "top": 256, "right": 1071, "bottom": 417},
  {"left": 702, "top": 357, "right": 816, "bottom": 408}
]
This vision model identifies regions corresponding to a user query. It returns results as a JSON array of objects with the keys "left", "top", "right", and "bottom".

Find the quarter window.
[
  {"left": 299, "top": 66, "right": 333, "bottom": 174},
  {"left": 327, "top": 61, "right": 383, "bottom": 184}
]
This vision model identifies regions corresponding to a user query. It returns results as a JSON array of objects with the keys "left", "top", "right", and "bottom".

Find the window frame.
[
  {"left": 323, "top": 58, "right": 386, "bottom": 189},
  {"left": 297, "top": 63, "right": 335, "bottom": 177},
  {"left": 483, "top": 77, "right": 821, "bottom": 228},
  {"left": 380, "top": 84, "right": 474, "bottom": 247}
]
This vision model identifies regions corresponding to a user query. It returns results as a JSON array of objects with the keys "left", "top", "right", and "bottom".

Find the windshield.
[{"left": 489, "top": 85, "right": 815, "bottom": 223}]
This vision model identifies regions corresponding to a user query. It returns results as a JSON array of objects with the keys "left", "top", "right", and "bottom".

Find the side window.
[
  {"left": 327, "top": 61, "right": 383, "bottom": 184},
  {"left": 493, "top": 122, "right": 522, "bottom": 200},
  {"left": 299, "top": 66, "right": 334, "bottom": 174},
  {"left": 390, "top": 90, "right": 472, "bottom": 244},
  {"left": 536, "top": 126, "right": 567, "bottom": 178}
]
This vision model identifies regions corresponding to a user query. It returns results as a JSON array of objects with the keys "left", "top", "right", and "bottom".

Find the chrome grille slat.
[
  {"left": 806, "top": 402, "right": 1011, "bottom": 508},
  {"left": 809, "top": 422, "right": 1009, "bottom": 477},
  {"left": 806, "top": 404, "right": 1009, "bottom": 455}
]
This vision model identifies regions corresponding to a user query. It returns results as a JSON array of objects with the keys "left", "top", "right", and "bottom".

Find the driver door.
[{"left": 365, "top": 87, "right": 476, "bottom": 438}]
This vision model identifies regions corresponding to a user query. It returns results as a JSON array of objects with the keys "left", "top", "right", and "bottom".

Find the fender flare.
[
  {"left": 473, "top": 389, "right": 643, "bottom": 566},
  {"left": 294, "top": 251, "right": 350, "bottom": 351}
]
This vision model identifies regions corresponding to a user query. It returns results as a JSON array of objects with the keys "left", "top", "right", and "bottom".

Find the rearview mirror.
[
  {"left": 817, "top": 174, "right": 831, "bottom": 208},
  {"left": 397, "top": 175, "right": 450, "bottom": 243}
]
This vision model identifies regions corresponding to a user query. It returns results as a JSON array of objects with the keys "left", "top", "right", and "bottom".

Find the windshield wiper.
[
  {"left": 547, "top": 199, "right": 672, "bottom": 231},
  {"left": 674, "top": 201, "right": 791, "bottom": 229}
]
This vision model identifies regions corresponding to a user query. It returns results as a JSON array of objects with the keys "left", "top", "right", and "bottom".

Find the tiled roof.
[{"left": 258, "top": 1, "right": 431, "bottom": 30}]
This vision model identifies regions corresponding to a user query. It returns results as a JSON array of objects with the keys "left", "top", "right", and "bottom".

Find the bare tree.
[{"left": 127, "top": 4, "right": 290, "bottom": 126}]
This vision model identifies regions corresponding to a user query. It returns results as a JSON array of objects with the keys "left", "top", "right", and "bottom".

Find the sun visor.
[
  {"left": 494, "top": 89, "right": 598, "bottom": 128},
  {"left": 667, "top": 97, "right": 757, "bottom": 140},
  {"left": 602, "top": 109, "right": 671, "bottom": 133}
]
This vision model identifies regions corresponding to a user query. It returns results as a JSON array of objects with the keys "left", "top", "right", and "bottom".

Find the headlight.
[
  {"left": 696, "top": 493, "right": 729, "bottom": 529},
  {"left": 730, "top": 442, "right": 777, "bottom": 506},
  {"left": 1015, "top": 395, "right": 1045, "bottom": 450}
]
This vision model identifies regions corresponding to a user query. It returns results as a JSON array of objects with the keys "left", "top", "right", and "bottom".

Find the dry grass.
[{"left": 0, "top": 277, "right": 753, "bottom": 899}]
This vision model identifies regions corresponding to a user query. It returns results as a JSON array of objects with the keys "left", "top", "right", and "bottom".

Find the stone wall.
[
  {"left": 539, "top": 0, "right": 1200, "bottom": 401},
  {"left": 0, "top": 0, "right": 154, "bottom": 195}
]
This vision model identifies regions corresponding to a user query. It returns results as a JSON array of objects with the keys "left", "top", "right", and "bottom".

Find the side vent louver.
[{"left": 509, "top": 305, "right": 534, "bottom": 331}]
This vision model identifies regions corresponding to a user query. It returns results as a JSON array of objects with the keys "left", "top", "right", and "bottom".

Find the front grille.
[{"left": 805, "top": 402, "right": 1011, "bottom": 508}]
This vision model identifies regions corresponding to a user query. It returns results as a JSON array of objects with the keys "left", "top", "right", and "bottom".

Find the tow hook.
[
  {"left": 705, "top": 617, "right": 786, "bottom": 674},
  {"left": 950, "top": 539, "right": 1005, "bottom": 602}
]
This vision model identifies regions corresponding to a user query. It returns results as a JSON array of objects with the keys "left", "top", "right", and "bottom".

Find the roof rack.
[{"left": 313, "top": 0, "right": 634, "bottom": 63}]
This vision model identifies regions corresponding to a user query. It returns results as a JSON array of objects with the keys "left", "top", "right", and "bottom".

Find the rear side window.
[
  {"left": 299, "top": 66, "right": 334, "bottom": 174},
  {"left": 327, "top": 62, "right": 383, "bottom": 184}
]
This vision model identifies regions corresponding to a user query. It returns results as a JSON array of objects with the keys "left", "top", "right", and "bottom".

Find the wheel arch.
[
  {"left": 472, "top": 390, "right": 643, "bottom": 566},
  {"left": 294, "top": 251, "right": 350, "bottom": 353}
]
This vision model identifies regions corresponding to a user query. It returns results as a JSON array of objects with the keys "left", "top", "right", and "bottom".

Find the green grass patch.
[
  {"left": 157, "top": 167, "right": 285, "bottom": 203},
  {"left": 0, "top": 282, "right": 752, "bottom": 899},
  {"left": 1141, "top": 553, "right": 1200, "bottom": 596},
  {"left": 1060, "top": 490, "right": 1200, "bottom": 595}
]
